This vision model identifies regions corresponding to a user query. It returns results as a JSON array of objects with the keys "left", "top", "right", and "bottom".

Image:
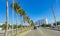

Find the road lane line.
[{"left": 38, "top": 28, "right": 46, "bottom": 36}]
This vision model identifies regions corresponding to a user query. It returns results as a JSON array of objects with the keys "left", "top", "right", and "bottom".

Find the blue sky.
[{"left": 0, "top": 0, "right": 60, "bottom": 24}]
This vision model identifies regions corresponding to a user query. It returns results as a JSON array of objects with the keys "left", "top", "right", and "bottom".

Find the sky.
[{"left": 0, "top": 0, "right": 60, "bottom": 24}]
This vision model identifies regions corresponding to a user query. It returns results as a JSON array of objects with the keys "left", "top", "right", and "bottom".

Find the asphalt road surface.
[
  {"left": 24, "top": 27, "right": 60, "bottom": 36},
  {"left": 0, "top": 27, "right": 60, "bottom": 36}
]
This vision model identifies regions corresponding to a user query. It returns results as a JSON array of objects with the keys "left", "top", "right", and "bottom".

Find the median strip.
[{"left": 12, "top": 27, "right": 32, "bottom": 36}]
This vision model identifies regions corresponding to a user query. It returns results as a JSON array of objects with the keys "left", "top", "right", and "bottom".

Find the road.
[
  {"left": 0, "top": 27, "right": 60, "bottom": 36},
  {"left": 24, "top": 27, "right": 60, "bottom": 36}
]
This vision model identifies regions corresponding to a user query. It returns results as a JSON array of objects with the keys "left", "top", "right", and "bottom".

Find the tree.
[
  {"left": 18, "top": 9, "right": 26, "bottom": 26},
  {"left": 13, "top": 25, "right": 17, "bottom": 29},
  {"left": 41, "top": 24, "right": 46, "bottom": 27},
  {"left": 22, "top": 10, "right": 26, "bottom": 23},
  {"left": 5, "top": 0, "right": 8, "bottom": 36},
  {"left": 53, "top": 21, "right": 60, "bottom": 26},
  {"left": 26, "top": 16, "right": 31, "bottom": 25},
  {"left": 41, "top": 24, "right": 51, "bottom": 27},
  {"left": 11, "top": 0, "right": 14, "bottom": 35},
  {"left": 30, "top": 20, "right": 35, "bottom": 26},
  {"left": 57, "top": 21, "right": 60, "bottom": 25},
  {"left": 46, "top": 24, "right": 51, "bottom": 27},
  {"left": 23, "top": 15, "right": 27, "bottom": 23},
  {"left": 11, "top": 2, "right": 21, "bottom": 35},
  {"left": 18, "top": 9, "right": 23, "bottom": 24}
]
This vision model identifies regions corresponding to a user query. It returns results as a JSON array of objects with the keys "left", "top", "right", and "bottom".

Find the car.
[
  {"left": 33, "top": 26, "right": 37, "bottom": 29},
  {"left": 50, "top": 26, "right": 56, "bottom": 30},
  {"left": 57, "top": 25, "right": 60, "bottom": 31}
]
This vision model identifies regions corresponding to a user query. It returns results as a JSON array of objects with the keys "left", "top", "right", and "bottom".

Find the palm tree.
[
  {"left": 11, "top": 2, "right": 20, "bottom": 35},
  {"left": 22, "top": 10, "right": 26, "bottom": 23},
  {"left": 23, "top": 15, "right": 27, "bottom": 23},
  {"left": 30, "top": 20, "right": 35, "bottom": 26},
  {"left": 18, "top": 9, "right": 23, "bottom": 25},
  {"left": 26, "top": 16, "right": 31, "bottom": 25},
  {"left": 11, "top": 0, "right": 14, "bottom": 36},
  {"left": 5, "top": 0, "right": 8, "bottom": 36},
  {"left": 18, "top": 9, "right": 26, "bottom": 27}
]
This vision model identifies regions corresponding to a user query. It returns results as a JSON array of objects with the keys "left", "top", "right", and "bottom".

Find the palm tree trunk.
[
  {"left": 11, "top": 0, "right": 14, "bottom": 36},
  {"left": 21, "top": 16, "right": 23, "bottom": 25},
  {"left": 20, "top": 15, "right": 22, "bottom": 30},
  {"left": 16, "top": 11, "right": 18, "bottom": 36},
  {"left": 5, "top": 0, "right": 8, "bottom": 36}
]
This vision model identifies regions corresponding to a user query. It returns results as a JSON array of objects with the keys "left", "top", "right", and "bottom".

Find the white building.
[{"left": 35, "top": 18, "right": 48, "bottom": 25}]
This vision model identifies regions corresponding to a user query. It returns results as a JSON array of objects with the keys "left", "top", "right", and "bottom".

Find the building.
[{"left": 35, "top": 18, "right": 48, "bottom": 25}]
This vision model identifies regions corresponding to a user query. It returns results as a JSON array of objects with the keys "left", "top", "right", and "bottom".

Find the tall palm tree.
[
  {"left": 30, "top": 20, "right": 35, "bottom": 26},
  {"left": 23, "top": 15, "right": 27, "bottom": 23},
  {"left": 18, "top": 9, "right": 23, "bottom": 25},
  {"left": 11, "top": 2, "right": 20, "bottom": 35},
  {"left": 18, "top": 9, "right": 26, "bottom": 27},
  {"left": 11, "top": 0, "right": 14, "bottom": 36},
  {"left": 5, "top": 0, "right": 8, "bottom": 36},
  {"left": 22, "top": 10, "right": 26, "bottom": 23},
  {"left": 26, "top": 16, "right": 31, "bottom": 25}
]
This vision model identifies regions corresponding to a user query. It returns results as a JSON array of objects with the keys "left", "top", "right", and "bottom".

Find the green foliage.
[
  {"left": 46, "top": 24, "right": 51, "bottom": 27},
  {"left": 22, "top": 10, "right": 26, "bottom": 16},
  {"left": 13, "top": 25, "right": 17, "bottom": 29},
  {"left": 53, "top": 21, "right": 60, "bottom": 26},
  {"left": 11, "top": 2, "right": 20, "bottom": 11},
  {"left": 41, "top": 24, "right": 51, "bottom": 27},
  {"left": 0, "top": 24, "right": 12, "bottom": 28},
  {"left": 18, "top": 9, "right": 26, "bottom": 23},
  {"left": 26, "top": 16, "right": 30, "bottom": 24},
  {"left": 18, "top": 24, "right": 23, "bottom": 28},
  {"left": 18, "top": 9, "right": 23, "bottom": 16},
  {"left": 30, "top": 20, "right": 35, "bottom": 26}
]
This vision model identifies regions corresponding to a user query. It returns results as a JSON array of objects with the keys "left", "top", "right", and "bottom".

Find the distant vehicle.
[
  {"left": 51, "top": 26, "right": 56, "bottom": 30},
  {"left": 51, "top": 25, "right": 60, "bottom": 31},
  {"left": 0, "top": 28, "right": 2, "bottom": 30},
  {"left": 57, "top": 25, "right": 60, "bottom": 31},
  {"left": 33, "top": 26, "right": 37, "bottom": 29}
]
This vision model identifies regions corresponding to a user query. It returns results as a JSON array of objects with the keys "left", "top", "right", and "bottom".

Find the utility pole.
[{"left": 52, "top": 6, "right": 57, "bottom": 27}]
